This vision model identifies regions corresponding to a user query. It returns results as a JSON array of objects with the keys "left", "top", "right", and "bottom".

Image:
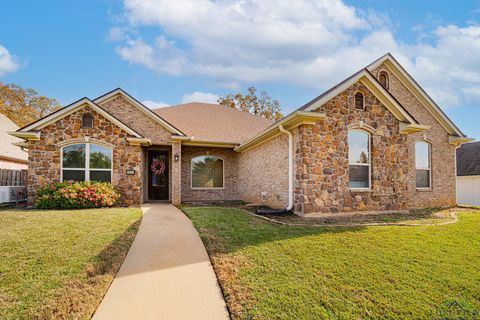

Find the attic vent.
[
  {"left": 379, "top": 71, "right": 389, "bottom": 89},
  {"left": 354, "top": 92, "right": 364, "bottom": 110},
  {"left": 82, "top": 113, "right": 93, "bottom": 128}
]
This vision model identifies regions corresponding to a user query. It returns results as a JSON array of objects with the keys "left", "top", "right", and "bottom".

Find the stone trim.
[{"left": 57, "top": 137, "right": 115, "bottom": 149}]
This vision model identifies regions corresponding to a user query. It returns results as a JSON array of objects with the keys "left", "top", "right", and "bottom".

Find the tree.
[
  {"left": 0, "top": 83, "right": 62, "bottom": 127},
  {"left": 217, "top": 86, "right": 283, "bottom": 121}
]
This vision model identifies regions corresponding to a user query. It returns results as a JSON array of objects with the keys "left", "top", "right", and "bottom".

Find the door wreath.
[{"left": 151, "top": 159, "right": 166, "bottom": 175}]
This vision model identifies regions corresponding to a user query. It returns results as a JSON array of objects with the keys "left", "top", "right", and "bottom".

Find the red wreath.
[{"left": 151, "top": 159, "right": 166, "bottom": 175}]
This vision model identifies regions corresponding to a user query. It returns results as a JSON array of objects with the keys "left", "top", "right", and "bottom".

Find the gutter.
[{"left": 278, "top": 124, "right": 293, "bottom": 211}]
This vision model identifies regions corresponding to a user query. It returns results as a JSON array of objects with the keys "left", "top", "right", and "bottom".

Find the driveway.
[{"left": 92, "top": 203, "right": 229, "bottom": 320}]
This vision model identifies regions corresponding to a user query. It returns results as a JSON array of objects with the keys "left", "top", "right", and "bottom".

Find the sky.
[{"left": 1, "top": 0, "right": 480, "bottom": 138}]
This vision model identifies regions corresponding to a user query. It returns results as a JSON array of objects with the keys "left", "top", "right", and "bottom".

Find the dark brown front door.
[{"left": 148, "top": 151, "right": 169, "bottom": 200}]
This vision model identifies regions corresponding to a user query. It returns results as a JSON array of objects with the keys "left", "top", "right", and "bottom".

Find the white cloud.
[
  {"left": 113, "top": 0, "right": 480, "bottom": 109},
  {"left": 181, "top": 91, "right": 219, "bottom": 104},
  {"left": 402, "top": 25, "right": 480, "bottom": 108},
  {"left": 0, "top": 45, "right": 20, "bottom": 76},
  {"left": 142, "top": 100, "right": 170, "bottom": 109}
]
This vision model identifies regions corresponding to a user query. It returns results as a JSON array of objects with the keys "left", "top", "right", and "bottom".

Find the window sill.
[
  {"left": 416, "top": 188, "right": 433, "bottom": 192},
  {"left": 349, "top": 188, "right": 372, "bottom": 193}
]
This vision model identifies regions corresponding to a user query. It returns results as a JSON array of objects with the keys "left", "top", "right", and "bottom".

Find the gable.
[
  {"left": 367, "top": 54, "right": 466, "bottom": 138},
  {"left": 93, "top": 88, "right": 184, "bottom": 138},
  {"left": 14, "top": 98, "right": 143, "bottom": 138},
  {"left": 300, "top": 68, "right": 431, "bottom": 135},
  {"left": 96, "top": 94, "right": 176, "bottom": 145}
]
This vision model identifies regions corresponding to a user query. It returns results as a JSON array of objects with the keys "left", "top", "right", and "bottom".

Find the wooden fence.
[{"left": 0, "top": 169, "right": 27, "bottom": 186}]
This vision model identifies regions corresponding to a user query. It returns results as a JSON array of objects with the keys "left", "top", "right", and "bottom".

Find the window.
[
  {"left": 191, "top": 156, "right": 224, "bottom": 188},
  {"left": 415, "top": 141, "right": 431, "bottom": 188},
  {"left": 62, "top": 143, "right": 112, "bottom": 183},
  {"left": 82, "top": 113, "right": 93, "bottom": 128},
  {"left": 379, "top": 71, "right": 389, "bottom": 89},
  {"left": 348, "top": 130, "right": 370, "bottom": 188},
  {"left": 354, "top": 92, "right": 364, "bottom": 110}
]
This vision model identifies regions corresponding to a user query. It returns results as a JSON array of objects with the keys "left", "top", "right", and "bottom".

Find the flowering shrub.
[{"left": 35, "top": 181, "right": 121, "bottom": 209}]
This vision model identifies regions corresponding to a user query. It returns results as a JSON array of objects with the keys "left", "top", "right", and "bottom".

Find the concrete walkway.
[{"left": 92, "top": 203, "right": 229, "bottom": 320}]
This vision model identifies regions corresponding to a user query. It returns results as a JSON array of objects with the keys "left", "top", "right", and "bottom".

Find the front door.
[{"left": 148, "top": 151, "right": 169, "bottom": 200}]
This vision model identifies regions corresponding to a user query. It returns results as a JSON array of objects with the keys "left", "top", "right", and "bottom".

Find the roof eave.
[
  {"left": 449, "top": 136, "right": 474, "bottom": 146},
  {"left": 235, "top": 111, "right": 325, "bottom": 152}
]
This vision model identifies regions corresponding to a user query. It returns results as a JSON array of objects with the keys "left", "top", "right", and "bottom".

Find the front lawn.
[
  {"left": 0, "top": 208, "right": 142, "bottom": 320},
  {"left": 183, "top": 207, "right": 480, "bottom": 319}
]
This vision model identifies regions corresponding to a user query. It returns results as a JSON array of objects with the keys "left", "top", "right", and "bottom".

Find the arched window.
[
  {"left": 379, "top": 71, "right": 389, "bottom": 89},
  {"left": 82, "top": 113, "right": 93, "bottom": 128},
  {"left": 354, "top": 92, "right": 364, "bottom": 110},
  {"left": 348, "top": 130, "right": 370, "bottom": 189},
  {"left": 415, "top": 141, "right": 431, "bottom": 188},
  {"left": 191, "top": 156, "right": 224, "bottom": 189},
  {"left": 61, "top": 143, "right": 112, "bottom": 182}
]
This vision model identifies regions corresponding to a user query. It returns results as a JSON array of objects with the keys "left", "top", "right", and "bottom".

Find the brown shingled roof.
[{"left": 154, "top": 102, "right": 274, "bottom": 144}]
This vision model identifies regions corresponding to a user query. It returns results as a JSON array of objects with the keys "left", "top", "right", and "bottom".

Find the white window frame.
[
  {"left": 348, "top": 129, "right": 371, "bottom": 190},
  {"left": 415, "top": 141, "right": 432, "bottom": 190},
  {"left": 61, "top": 143, "right": 113, "bottom": 182},
  {"left": 191, "top": 155, "right": 225, "bottom": 190}
]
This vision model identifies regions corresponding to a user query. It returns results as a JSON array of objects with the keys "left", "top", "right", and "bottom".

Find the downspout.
[{"left": 278, "top": 124, "right": 293, "bottom": 211}]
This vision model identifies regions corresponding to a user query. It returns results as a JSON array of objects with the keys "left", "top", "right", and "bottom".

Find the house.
[
  {"left": 0, "top": 113, "right": 28, "bottom": 170},
  {"left": 456, "top": 141, "right": 480, "bottom": 206},
  {"left": 10, "top": 54, "right": 472, "bottom": 215}
]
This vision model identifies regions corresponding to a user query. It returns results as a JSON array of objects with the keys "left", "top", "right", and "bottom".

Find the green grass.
[
  {"left": 183, "top": 207, "right": 480, "bottom": 320},
  {"left": 0, "top": 207, "right": 142, "bottom": 320}
]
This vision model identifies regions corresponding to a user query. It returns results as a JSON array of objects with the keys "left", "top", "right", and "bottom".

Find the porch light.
[{"left": 174, "top": 153, "right": 179, "bottom": 162}]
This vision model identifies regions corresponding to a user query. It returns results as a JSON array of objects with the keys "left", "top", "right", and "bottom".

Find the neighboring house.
[
  {"left": 456, "top": 141, "right": 480, "bottom": 206},
  {"left": 0, "top": 113, "right": 28, "bottom": 169},
  {"left": 10, "top": 54, "right": 472, "bottom": 215}
]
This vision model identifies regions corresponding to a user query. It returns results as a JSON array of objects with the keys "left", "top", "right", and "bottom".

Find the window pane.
[
  {"left": 348, "top": 131, "right": 369, "bottom": 164},
  {"left": 349, "top": 165, "right": 369, "bottom": 188},
  {"left": 415, "top": 142, "right": 430, "bottom": 169},
  {"left": 63, "top": 170, "right": 85, "bottom": 182},
  {"left": 63, "top": 144, "right": 86, "bottom": 168},
  {"left": 416, "top": 169, "right": 430, "bottom": 188},
  {"left": 90, "top": 170, "right": 111, "bottom": 183},
  {"left": 192, "top": 156, "right": 224, "bottom": 188},
  {"left": 90, "top": 144, "right": 112, "bottom": 169}
]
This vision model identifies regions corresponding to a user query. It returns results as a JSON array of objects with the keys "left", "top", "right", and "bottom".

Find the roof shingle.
[
  {"left": 457, "top": 141, "right": 480, "bottom": 176},
  {"left": 154, "top": 102, "right": 273, "bottom": 144}
]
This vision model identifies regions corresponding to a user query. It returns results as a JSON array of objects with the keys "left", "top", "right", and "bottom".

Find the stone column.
[{"left": 171, "top": 141, "right": 182, "bottom": 205}]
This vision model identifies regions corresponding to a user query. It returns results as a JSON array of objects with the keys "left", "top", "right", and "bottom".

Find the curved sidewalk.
[{"left": 93, "top": 203, "right": 229, "bottom": 320}]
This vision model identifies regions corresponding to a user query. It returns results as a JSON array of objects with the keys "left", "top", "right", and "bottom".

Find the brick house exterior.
[{"left": 11, "top": 54, "right": 471, "bottom": 215}]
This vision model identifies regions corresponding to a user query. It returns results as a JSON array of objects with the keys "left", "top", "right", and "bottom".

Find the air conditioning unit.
[{"left": 0, "top": 186, "right": 27, "bottom": 203}]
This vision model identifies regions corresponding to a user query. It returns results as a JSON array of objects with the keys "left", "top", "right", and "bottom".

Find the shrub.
[{"left": 35, "top": 181, "right": 121, "bottom": 209}]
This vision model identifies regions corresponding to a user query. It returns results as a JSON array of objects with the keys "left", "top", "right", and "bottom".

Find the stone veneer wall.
[
  {"left": 237, "top": 134, "right": 289, "bottom": 209},
  {"left": 180, "top": 146, "right": 238, "bottom": 202},
  {"left": 27, "top": 106, "right": 144, "bottom": 205},
  {"left": 294, "top": 82, "right": 411, "bottom": 214},
  {"left": 98, "top": 95, "right": 173, "bottom": 145},
  {"left": 293, "top": 70, "right": 457, "bottom": 215},
  {"left": 371, "top": 64, "right": 457, "bottom": 208}
]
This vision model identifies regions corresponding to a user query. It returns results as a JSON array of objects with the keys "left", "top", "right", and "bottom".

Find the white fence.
[{"left": 457, "top": 176, "right": 480, "bottom": 206}]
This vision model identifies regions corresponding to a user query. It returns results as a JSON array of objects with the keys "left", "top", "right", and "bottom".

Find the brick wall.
[
  {"left": 27, "top": 106, "right": 143, "bottom": 205},
  {"left": 237, "top": 134, "right": 289, "bottom": 208},
  {"left": 99, "top": 95, "right": 173, "bottom": 145},
  {"left": 371, "top": 64, "right": 457, "bottom": 208},
  {"left": 181, "top": 146, "right": 238, "bottom": 202}
]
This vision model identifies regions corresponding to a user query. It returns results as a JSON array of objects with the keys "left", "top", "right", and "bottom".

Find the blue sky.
[{"left": 1, "top": 0, "right": 480, "bottom": 138}]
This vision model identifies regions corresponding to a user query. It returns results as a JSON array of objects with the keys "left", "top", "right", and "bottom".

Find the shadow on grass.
[{"left": 32, "top": 218, "right": 142, "bottom": 320}]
